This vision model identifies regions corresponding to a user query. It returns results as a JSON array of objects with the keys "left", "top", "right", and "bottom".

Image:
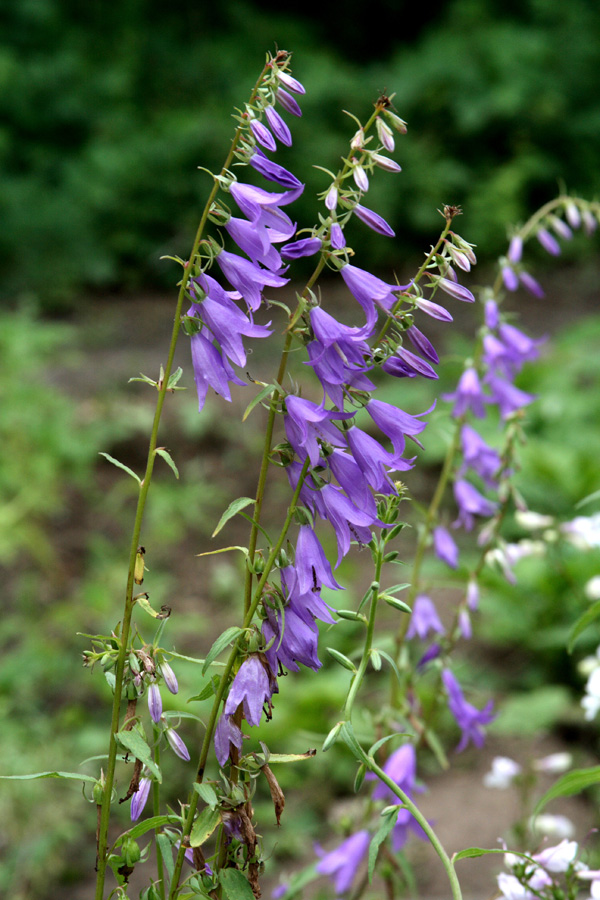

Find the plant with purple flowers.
[{"left": 7, "top": 48, "right": 600, "bottom": 900}]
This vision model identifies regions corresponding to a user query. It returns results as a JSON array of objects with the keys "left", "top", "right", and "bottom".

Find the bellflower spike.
[
  {"left": 224, "top": 655, "right": 277, "bottom": 727},
  {"left": 131, "top": 775, "right": 152, "bottom": 821},
  {"left": 442, "top": 668, "right": 495, "bottom": 751},
  {"left": 406, "top": 594, "right": 445, "bottom": 640},
  {"left": 354, "top": 203, "right": 395, "bottom": 237},
  {"left": 264, "top": 105, "right": 292, "bottom": 146},
  {"left": 433, "top": 526, "right": 459, "bottom": 569},
  {"left": 249, "top": 118, "right": 277, "bottom": 152},
  {"left": 280, "top": 237, "right": 322, "bottom": 259},
  {"left": 443, "top": 367, "right": 488, "bottom": 419},
  {"left": 250, "top": 150, "right": 303, "bottom": 190},
  {"left": 315, "top": 830, "right": 370, "bottom": 895},
  {"left": 453, "top": 479, "right": 497, "bottom": 531}
]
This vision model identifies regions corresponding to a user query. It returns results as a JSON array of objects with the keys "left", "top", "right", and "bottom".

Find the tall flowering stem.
[{"left": 93, "top": 60, "right": 273, "bottom": 900}]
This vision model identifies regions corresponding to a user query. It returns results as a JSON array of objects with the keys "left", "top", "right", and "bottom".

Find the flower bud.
[
  {"left": 352, "top": 164, "right": 369, "bottom": 192},
  {"left": 370, "top": 153, "right": 401, "bottom": 173},
  {"left": 383, "top": 110, "right": 407, "bottom": 133},
  {"left": 160, "top": 661, "right": 179, "bottom": 695},
  {"left": 166, "top": 727, "right": 190, "bottom": 761},
  {"left": 375, "top": 117, "right": 395, "bottom": 151},
  {"left": 147, "top": 682, "right": 162, "bottom": 724}
]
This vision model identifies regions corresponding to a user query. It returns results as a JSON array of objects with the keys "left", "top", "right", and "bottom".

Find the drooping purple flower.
[
  {"left": 354, "top": 203, "right": 395, "bottom": 237},
  {"left": 216, "top": 248, "right": 288, "bottom": 311},
  {"left": 224, "top": 216, "right": 282, "bottom": 271},
  {"left": 406, "top": 594, "right": 445, "bottom": 641},
  {"left": 280, "top": 565, "right": 337, "bottom": 627},
  {"left": 214, "top": 713, "right": 244, "bottom": 766},
  {"left": 436, "top": 276, "right": 475, "bottom": 303},
  {"left": 328, "top": 448, "right": 379, "bottom": 511},
  {"left": 276, "top": 87, "right": 302, "bottom": 117},
  {"left": 280, "top": 237, "right": 322, "bottom": 259},
  {"left": 330, "top": 222, "right": 345, "bottom": 249},
  {"left": 366, "top": 398, "right": 431, "bottom": 456},
  {"left": 191, "top": 277, "right": 272, "bottom": 367},
  {"left": 340, "top": 264, "right": 400, "bottom": 329},
  {"left": 405, "top": 325, "right": 440, "bottom": 364},
  {"left": 414, "top": 296, "right": 453, "bottom": 322},
  {"left": 317, "top": 483, "right": 380, "bottom": 564},
  {"left": 371, "top": 743, "right": 421, "bottom": 801},
  {"left": 249, "top": 150, "right": 303, "bottom": 190},
  {"left": 262, "top": 604, "right": 321, "bottom": 673},
  {"left": 346, "top": 425, "right": 414, "bottom": 495},
  {"left": 264, "top": 105, "right": 292, "bottom": 146},
  {"left": 295, "top": 525, "right": 343, "bottom": 593},
  {"left": 518, "top": 270, "right": 545, "bottom": 298},
  {"left": 190, "top": 331, "right": 246, "bottom": 411},
  {"left": 501, "top": 266, "right": 519, "bottom": 292},
  {"left": 484, "top": 301, "right": 499, "bottom": 330},
  {"left": 382, "top": 346, "right": 438, "bottom": 380},
  {"left": 460, "top": 424, "right": 502, "bottom": 488},
  {"left": 390, "top": 807, "right": 428, "bottom": 852},
  {"left": 442, "top": 367, "right": 488, "bottom": 419},
  {"left": 224, "top": 655, "right": 277, "bottom": 727},
  {"left": 442, "top": 668, "right": 495, "bottom": 751},
  {"left": 536, "top": 227, "right": 561, "bottom": 256},
  {"left": 496, "top": 322, "right": 544, "bottom": 370},
  {"left": 315, "top": 830, "right": 370, "bottom": 895},
  {"left": 160, "top": 661, "right": 179, "bottom": 695},
  {"left": 453, "top": 479, "right": 497, "bottom": 531},
  {"left": 165, "top": 727, "right": 191, "bottom": 761},
  {"left": 147, "top": 682, "right": 163, "bottom": 724},
  {"left": 306, "top": 340, "right": 375, "bottom": 408},
  {"left": 507, "top": 235, "right": 523, "bottom": 264},
  {"left": 276, "top": 70, "right": 305, "bottom": 94},
  {"left": 284, "top": 395, "right": 352, "bottom": 467},
  {"left": 249, "top": 118, "right": 276, "bottom": 152},
  {"left": 130, "top": 775, "right": 152, "bottom": 821},
  {"left": 229, "top": 181, "right": 301, "bottom": 233},
  {"left": 433, "top": 526, "right": 459, "bottom": 569},
  {"left": 485, "top": 372, "right": 536, "bottom": 419},
  {"left": 458, "top": 608, "right": 472, "bottom": 639}
]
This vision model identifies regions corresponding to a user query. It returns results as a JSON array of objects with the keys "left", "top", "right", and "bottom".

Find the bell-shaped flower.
[
  {"left": 346, "top": 424, "right": 413, "bottom": 496},
  {"left": 433, "top": 526, "right": 459, "bottom": 569},
  {"left": 249, "top": 118, "right": 276, "bottom": 152},
  {"left": 443, "top": 367, "right": 488, "bottom": 419},
  {"left": 315, "top": 830, "right": 370, "bottom": 895},
  {"left": 224, "top": 655, "right": 277, "bottom": 727},
  {"left": 280, "top": 237, "right": 322, "bottom": 259},
  {"left": 264, "top": 105, "right": 292, "bottom": 146},
  {"left": 214, "top": 713, "right": 244, "bottom": 766},
  {"left": 340, "top": 264, "right": 402, "bottom": 329},
  {"left": 371, "top": 743, "right": 422, "bottom": 802},
  {"left": 224, "top": 216, "right": 282, "bottom": 271},
  {"left": 276, "top": 87, "right": 302, "bottom": 116},
  {"left": 366, "top": 398, "right": 431, "bottom": 456},
  {"left": 354, "top": 203, "right": 395, "bottom": 237},
  {"left": 442, "top": 668, "right": 495, "bottom": 751},
  {"left": 453, "top": 479, "right": 497, "bottom": 531},
  {"left": 405, "top": 324, "right": 439, "bottom": 364},
  {"left": 382, "top": 346, "right": 438, "bottom": 380},
  {"left": 130, "top": 775, "right": 152, "bottom": 821},
  {"left": 216, "top": 248, "right": 288, "bottom": 311},
  {"left": 294, "top": 525, "right": 343, "bottom": 593},
  {"left": 284, "top": 395, "right": 352, "bottom": 467},
  {"left": 485, "top": 372, "right": 536, "bottom": 419},
  {"left": 190, "top": 331, "right": 245, "bottom": 412},
  {"left": 147, "top": 682, "right": 162, "bottom": 724},
  {"left": 460, "top": 424, "right": 502, "bottom": 488},
  {"left": 250, "top": 149, "right": 303, "bottom": 190},
  {"left": 406, "top": 594, "right": 445, "bottom": 640}
]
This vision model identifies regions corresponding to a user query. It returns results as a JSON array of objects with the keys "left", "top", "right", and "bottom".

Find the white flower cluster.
[{"left": 499, "top": 840, "right": 600, "bottom": 900}]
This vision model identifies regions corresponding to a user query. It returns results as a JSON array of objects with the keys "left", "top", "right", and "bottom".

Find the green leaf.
[
  {"left": 219, "top": 867, "right": 256, "bottom": 900},
  {"left": 242, "top": 383, "right": 279, "bottom": 421},
  {"left": 128, "top": 373, "right": 157, "bottom": 386},
  {"left": 533, "top": 766, "right": 600, "bottom": 819},
  {"left": 452, "top": 848, "right": 533, "bottom": 864},
  {"left": 197, "top": 546, "right": 248, "bottom": 559},
  {"left": 0, "top": 770, "right": 99, "bottom": 784},
  {"left": 340, "top": 722, "right": 368, "bottom": 764},
  {"left": 155, "top": 448, "right": 179, "bottom": 479},
  {"left": 212, "top": 498, "right": 255, "bottom": 538},
  {"left": 156, "top": 832, "right": 174, "bottom": 885},
  {"left": 368, "top": 733, "right": 411, "bottom": 758},
  {"left": 568, "top": 599, "right": 600, "bottom": 652},
  {"left": 99, "top": 452, "right": 141, "bottom": 486},
  {"left": 384, "top": 582, "right": 411, "bottom": 595},
  {"left": 136, "top": 594, "right": 170, "bottom": 619},
  {"left": 377, "top": 649, "right": 403, "bottom": 688},
  {"left": 368, "top": 809, "right": 398, "bottom": 881},
  {"left": 262, "top": 750, "right": 317, "bottom": 764},
  {"left": 326, "top": 647, "right": 356, "bottom": 672},
  {"left": 381, "top": 593, "right": 412, "bottom": 613},
  {"left": 202, "top": 626, "right": 244, "bottom": 676},
  {"left": 116, "top": 815, "right": 181, "bottom": 844},
  {"left": 167, "top": 367, "right": 184, "bottom": 389},
  {"left": 194, "top": 783, "right": 219, "bottom": 808},
  {"left": 190, "top": 806, "right": 221, "bottom": 847},
  {"left": 115, "top": 729, "right": 162, "bottom": 782},
  {"left": 189, "top": 676, "right": 221, "bottom": 702}
]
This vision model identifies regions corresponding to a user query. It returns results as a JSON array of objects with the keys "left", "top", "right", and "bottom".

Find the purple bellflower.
[
  {"left": 443, "top": 367, "right": 488, "bottom": 419},
  {"left": 190, "top": 330, "right": 246, "bottom": 412},
  {"left": 484, "top": 373, "right": 536, "bottom": 419},
  {"left": 365, "top": 398, "right": 431, "bottom": 456},
  {"left": 340, "top": 264, "right": 402, "bottom": 329},
  {"left": 214, "top": 713, "right": 244, "bottom": 767},
  {"left": 224, "top": 216, "right": 282, "bottom": 271},
  {"left": 346, "top": 425, "right": 414, "bottom": 495},
  {"left": 405, "top": 324, "right": 440, "bottom": 364},
  {"left": 453, "top": 479, "right": 497, "bottom": 531},
  {"left": 415, "top": 296, "right": 453, "bottom": 322},
  {"left": 460, "top": 424, "right": 502, "bottom": 489},
  {"left": 224, "top": 655, "right": 277, "bottom": 727},
  {"left": 433, "top": 526, "right": 459, "bottom": 569},
  {"left": 216, "top": 249, "right": 288, "bottom": 312},
  {"left": 371, "top": 743, "right": 422, "bottom": 801},
  {"left": 159, "top": 660, "right": 179, "bottom": 694},
  {"left": 382, "top": 346, "right": 438, "bottom": 380},
  {"left": 130, "top": 775, "right": 152, "bottom": 821},
  {"left": 537, "top": 227, "right": 561, "bottom": 256},
  {"left": 147, "top": 682, "right": 162, "bottom": 724},
  {"left": 249, "top": 149, "right": 303, "bottom": 190},
  {"left": 262, "top": 605, "right": 322, "bottom": 673},
  {"left": 436, "top": 276, "right": 475, "bottom": 303},
  {"left": 354, "top": 203, "right": 395, "bottom": 237},
  {"left": 315, "top": 830, "right": 370, "bottom": 895},
  {"left": 442, "top": 668, "right": 495, "bottom": 751},
  {"left": 330, "top": 222, "right": 345, "bottom": 249},
  {"left": 280, "top": 237, "right": 322, "bottom": 259},
  {"left": 519, "top": 270, "right": 545, "bottom": 298},
  {"left": 406, "top": 594, "right": 445, "bottom": 640},
  {"left": 249, "top": 118, "right": 276, "bottom": 152},
  {"left": 229, "top": 181, "right": 301, "bottom": 234},
  {"left": 295, "top": 525, "right": 343, "bottom": 593},
  {"left": 284, "top": 395, "right": 352, "bottom": 467},
  {"left": 264, "top": 105, "right": 292, "bottom": 146},
  {"left": 165, "top": 727, "right": 190, "bottom": 761},
  {"left": 276, "top": 88, "right": 302, "bottom": 117}
]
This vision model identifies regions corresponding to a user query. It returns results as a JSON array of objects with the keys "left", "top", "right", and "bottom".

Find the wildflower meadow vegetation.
[{"left": 3, "top": 49, "right": 600, "bottom": 900}]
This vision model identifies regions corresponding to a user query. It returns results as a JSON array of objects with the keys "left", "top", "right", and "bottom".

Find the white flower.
[
  {"left": 483, "top": 756, "right": 522, "bottom": 789},
  {"left": 497, "top": 872, "right": 534, "bottom": 900},
  {"left": 585, "top": 576, "right": 600, "bottom": 601},
  {"left": 533, "top": 752, "right": 572, "bottom": 774},
  {"left": 515, "top": 511, "right": 555, "bottom": 530},
  {"left": 531, "top": 814, "right": 576, "bottom": 840},
  {"left": 532, "top": 839, "right": 579, "bottom": 872},
  {"left": 561, "top": 514, "right": 600, "bottom": 549}
]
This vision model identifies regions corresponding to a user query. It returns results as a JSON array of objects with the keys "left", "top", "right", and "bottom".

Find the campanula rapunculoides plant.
[{"left": 4, "top": 49, "right": 600, "bottom": 900}]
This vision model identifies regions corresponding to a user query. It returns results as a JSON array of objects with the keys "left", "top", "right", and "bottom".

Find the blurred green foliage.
[{"left": 1, "top": 0, "right": 600, "bottom": 308}]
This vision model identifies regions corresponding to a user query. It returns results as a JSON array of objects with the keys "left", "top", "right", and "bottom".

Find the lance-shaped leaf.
[
  {"left": 368, "top": 808, "right": 398, "bottom": 881},
  {"left": 190, "top": 805, "right": 221, "bottom": 847},
  {"left": 212, "top": 498, "right": 255, "bottom": 537},
  {"left": 115, "top": 815, "right": 182, "bottom": 844},
  {"left": 99, "top": 452, "right": 141, "bottom": 486},
  {"left": 155, "top": 447, "right": 179, "bottom": 479},
  {"left": 532, "top": 766, "right": 600, "bottom": 819},
  {"left": 0, "top": 771, "right": 99, "bottom": 785},
  {"left": 115, "top": 729, "right": 162, "bottom": 782},
  {"left": 202, "top": 626, "right": 244, "bottom": 675}
]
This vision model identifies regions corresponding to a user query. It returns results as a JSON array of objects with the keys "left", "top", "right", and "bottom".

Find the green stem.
[
  {"left": 153, "top": 729, "right": 165, "bottom": 900},
  {"left": 344, "top": 550, "right": 383, "bottom": 721},
  {"left": 365, "top": 757, "right": 463, "bottom": 900},
  {"left": 93, "top": 62, "right": 270, "bottom": 900}
]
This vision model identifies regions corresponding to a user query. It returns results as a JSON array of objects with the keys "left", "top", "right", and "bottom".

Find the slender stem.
[
  {"left": 365, "top": 757, "right": 463, "bottom": 900},
  {"left": 344, "top": 550, "right": 383, "bottom": 720},
  {"left": 93, "top": 62, "right": 271, "bottom": 900}
]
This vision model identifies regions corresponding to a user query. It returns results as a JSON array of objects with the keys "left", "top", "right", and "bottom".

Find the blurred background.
[{"left": 1, "top": 1, "right": 600, "bottom": 898}]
